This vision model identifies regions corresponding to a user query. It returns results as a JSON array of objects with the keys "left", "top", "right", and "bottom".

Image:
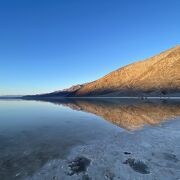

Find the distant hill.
[
  {"left": 25, "top": 45, "right": 180, "bottom": 98},
  {"left": 0, "top": 95, "right": 22, "bottom": 99}
]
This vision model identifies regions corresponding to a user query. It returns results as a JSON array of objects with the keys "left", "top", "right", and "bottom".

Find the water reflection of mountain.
[{"left": 45, "top": 98, "right": 180, "bottom": 130}]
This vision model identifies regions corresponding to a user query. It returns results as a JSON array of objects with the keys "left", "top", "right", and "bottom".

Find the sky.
[{"left": 0, "top": 0, "right": 180, "bottom": 95}]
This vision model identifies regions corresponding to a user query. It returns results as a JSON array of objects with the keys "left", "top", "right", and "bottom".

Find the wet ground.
[{"left": 0, "top": 99, "right": 180, "bottom": 180}]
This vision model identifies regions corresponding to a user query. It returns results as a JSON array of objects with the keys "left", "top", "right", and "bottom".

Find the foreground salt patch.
[{"left": 26, "top": 118, "right": 180, "bottom": 180}]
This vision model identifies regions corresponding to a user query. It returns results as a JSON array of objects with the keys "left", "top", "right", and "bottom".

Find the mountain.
[
  {"left": 0, "top": 95, "right": 22, "bottom": 99},
  {"left": 25, "top": 45, "right": 180, "bottom": 98}
]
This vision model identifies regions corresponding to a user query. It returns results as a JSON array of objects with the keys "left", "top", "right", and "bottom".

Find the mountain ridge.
[{"left": 25, "top": 45, "right": 180, "bottom": 98}]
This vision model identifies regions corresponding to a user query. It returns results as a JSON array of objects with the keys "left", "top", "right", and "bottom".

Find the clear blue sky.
[{"left": 0, "top": 0, "right": 179, "bottom": 95}]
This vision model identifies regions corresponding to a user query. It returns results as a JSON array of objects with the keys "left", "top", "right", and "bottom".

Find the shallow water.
[{"left": 0, "top": 99, "right": 180, "bottom": 179}]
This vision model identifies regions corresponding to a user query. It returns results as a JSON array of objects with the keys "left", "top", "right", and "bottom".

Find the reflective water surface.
[
  {"left": 0, "top": 99, "right": 180, "bottom": 179},
  {"left": 46, "top": 98, "right": 180, "bottom": 130}
]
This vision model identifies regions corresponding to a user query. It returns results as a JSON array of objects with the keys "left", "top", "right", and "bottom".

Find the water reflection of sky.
[{"left": 0, "top": 100, "right": 121, "bottom": 180}]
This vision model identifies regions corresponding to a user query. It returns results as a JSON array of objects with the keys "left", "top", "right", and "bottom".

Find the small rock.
[{"left": 124, "top": 152, "right": 131, "bottom": 155}]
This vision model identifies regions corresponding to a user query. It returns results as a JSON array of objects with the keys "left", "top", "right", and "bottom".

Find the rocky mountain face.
[
  {"left": 73, "top": 45, "right": 180, "bottom": 97},
  {"left": 26, "top": 46, "right": 180, "bottom": 98}
]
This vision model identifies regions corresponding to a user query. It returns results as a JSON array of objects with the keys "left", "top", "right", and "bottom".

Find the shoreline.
[{"left": 22, "top": 96, "right": 180, "bottom": 100}]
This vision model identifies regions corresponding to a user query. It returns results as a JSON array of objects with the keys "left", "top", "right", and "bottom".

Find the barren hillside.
[
  {"left": 74, "top": 46, "right": 180, "bottom": 96},
  {"left": 25, "top": 46, "right": 180, "bottom": 98}
]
